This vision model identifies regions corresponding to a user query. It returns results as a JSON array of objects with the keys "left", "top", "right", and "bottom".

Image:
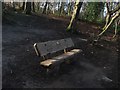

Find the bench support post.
[
  {"left": 64, "top": 49, "right": 67, "bottom": 53},
  {"left": 42, "top": 56, "right": 46, "bottom": 60}
]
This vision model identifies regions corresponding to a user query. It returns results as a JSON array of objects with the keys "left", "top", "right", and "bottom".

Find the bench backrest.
[{"left": 34, "top": 38, "right": 74, "bottom": 56}]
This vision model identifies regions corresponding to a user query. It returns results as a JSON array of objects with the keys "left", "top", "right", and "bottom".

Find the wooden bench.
[{"left": 33, "top": 38, "right": 82, "bottom": 72}]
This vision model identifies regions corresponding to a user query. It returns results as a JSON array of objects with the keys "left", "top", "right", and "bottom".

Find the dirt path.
[{"left": 2, "top": 13, "right": 118, "bottom": 88}]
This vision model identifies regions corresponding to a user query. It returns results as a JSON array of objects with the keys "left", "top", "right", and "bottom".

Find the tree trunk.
[
  {"left": 67, "top": 0, "right": 83, "bottom": 32},
  {"left": 26, "top": 2, "right": 31, "bottom": 14},
  {"left": 113, "top": 20, "right": 118, "bottom": 38},
  {"left": 22, "top": 2, "right": 25, "bottom": 10},
  {"left": 12, "top": 2, "right": 16, "bottom": 11},
  {"left": 52, "top": 3, "right": 55, "bottom": 14},
  {"left": 67, "top": 2, "right": 72, "bottom": 16},
  {"left": 103, "top": 3, "right": 111, "bottom": 30},
  {"left": 99, "top": 9, "right": 120, "bottom": 36},
  {"left": 75, "top": 1, "right": 83, "bottom": 19},
  {"left": 42, "top": 1, "right": 48, "bottom": 14},
  {"left": 32, "top": 2, "right": 35, "bottom": 12},
  {"left": 57, "top": 1, "right": 60, "bottom": 13},
  {"left": 47, "top": 2, "right": 51, "bottom": 14},
  {"left": 37, "top": 2, "right": 40, "bottom": 12},
  {"left": 103, "top": 13, "right": 111, "bottom": 30},
  {"left": 59, "top": 2, "right": 64, "bottom": 16},
  {"left": 98, "top": 3, "right": 120, "bottom": 36}
]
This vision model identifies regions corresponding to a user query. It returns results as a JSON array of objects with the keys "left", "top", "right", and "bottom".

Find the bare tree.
[
  {"left": 26, "top": 1, "right": 31, "bottom": 14},
  {"left": 42, "top": 0, "right": 48, "bottom": 14},
  {"left": 36, "top": 2, "right": 40, "bottom": 12},
  {"left": 67, "top": 2, "right": 73, "bottom": 16},
  {"left": 59, "top": 2, "right": 65, "bottom": 16},
  {"left": 32, "top": 1, "right": 35, "bottom": 12},
  {"left": 67, "top": 0, "right": 83, "bottom": 32},
  {"left": 113, "top": 19, "right": 120, "bottom": 38},
  {"left": 22, "top": 1, "right": 25, "bottom": 11},
  {"left": 98, "top": 3, "right": 120, "bottom": 36}
]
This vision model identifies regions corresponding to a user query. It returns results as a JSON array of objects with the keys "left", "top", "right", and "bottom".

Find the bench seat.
[{"left": 40, "top": 49, "right": 82, "bottom": 67}]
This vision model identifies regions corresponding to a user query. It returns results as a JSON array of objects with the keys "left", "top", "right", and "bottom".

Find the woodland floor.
[{"left": 2, "top": 12, "right": 119, "bottom": 88}]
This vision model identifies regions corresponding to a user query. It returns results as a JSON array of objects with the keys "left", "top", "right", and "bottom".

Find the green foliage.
[
  {"left": 82, "top": 2, "right": 104, "bottom": 23},
  {"left": 112, "top": 24, "right": 120, "bottom": 32},
  {"left": 96, "top": 17, "right": 105, "bottom": 24},
  {"left": 117, "top": 26, "right": 120, "bottom": 32}
]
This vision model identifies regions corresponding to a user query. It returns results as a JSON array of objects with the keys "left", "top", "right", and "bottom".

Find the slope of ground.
[{"left": 2, "top": 12, "right": 119, "bottom": 88}]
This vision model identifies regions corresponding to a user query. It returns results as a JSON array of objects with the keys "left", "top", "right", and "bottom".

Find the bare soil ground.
[{"left": 2, "top": 12, "right": 119, "bottom": 88}]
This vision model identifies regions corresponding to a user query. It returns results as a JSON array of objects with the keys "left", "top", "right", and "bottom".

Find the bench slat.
[
  {"left": 35, "top": 38, "right": 74, "bottom": 56},
  {"left": 37, "top": 42, "right": 49, "bottom": 56},
  {"left": 64, "top": 38, "right": 74, "bottom": 48},
  {"left": 40, "top": 49, "right": 82, "bottom": 67}
]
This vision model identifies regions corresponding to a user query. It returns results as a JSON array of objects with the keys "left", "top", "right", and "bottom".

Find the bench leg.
[
  {"left": 64, "top": 49, "right": 67, "bottom": 53},
  {"left": 46, "top": 68, "right": 51, "bottom": 76},
  {"left": 47, "top": 68, "right": 49, "bottom": 72}
]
